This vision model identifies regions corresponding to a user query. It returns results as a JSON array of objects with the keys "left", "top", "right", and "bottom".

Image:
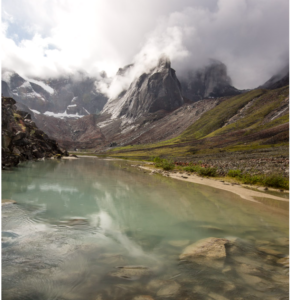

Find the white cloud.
[{"left": 1, "top": 0, "right": 289, "bottom": 89}]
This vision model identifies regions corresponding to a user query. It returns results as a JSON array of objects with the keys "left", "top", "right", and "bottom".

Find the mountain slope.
[{"left": 105, "top": 85, "right": 289, "bottom": 158}]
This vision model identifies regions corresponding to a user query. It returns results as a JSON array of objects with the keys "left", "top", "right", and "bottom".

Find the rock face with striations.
[
  {"left": 2, "top": 97, "right": 65, "bottom": 169},
  {"left": 180, "top": 60, "right": 242, "bottom": 102},
  {"left": 102, "top": 56, "right": 184, "bottom": 120}
]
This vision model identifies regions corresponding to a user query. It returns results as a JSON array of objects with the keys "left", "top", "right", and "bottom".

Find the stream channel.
[{"left": 2, "top": 157, "right": 289, "bottom": 300}]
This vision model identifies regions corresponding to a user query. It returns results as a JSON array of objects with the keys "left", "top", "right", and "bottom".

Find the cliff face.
[
  {"left": 180, "top": 60, "right": 241, "bottom": 101},
  {"left": 2, "top": 97, "right": 65, "bottom": 169},
  {"left": 102, "top": 56, "right": 184, "bottom": 120}
]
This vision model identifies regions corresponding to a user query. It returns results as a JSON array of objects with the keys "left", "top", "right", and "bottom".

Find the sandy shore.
[
  {"left": 64, "top": 155, "right": 97, "bottom": 158},
  {"left": 140, "top": 166, "right": 289, "bottom": 203}
]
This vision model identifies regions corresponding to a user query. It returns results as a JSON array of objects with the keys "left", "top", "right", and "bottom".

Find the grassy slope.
[
  {"left": 205, "top": 86, "right": 289, "bottom": 138},
  {"left": 106, "top": 86, "right": 289, "bottom": 158},
  {"left": 180, "top": 89, "right": 266, "bottom": 140}
]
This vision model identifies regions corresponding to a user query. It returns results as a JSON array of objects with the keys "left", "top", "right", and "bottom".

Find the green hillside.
[{"left": 105, "top": 85, "right": 289, "bottom": 159}]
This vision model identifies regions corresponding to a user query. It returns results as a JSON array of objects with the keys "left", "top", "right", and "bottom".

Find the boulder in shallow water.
[{"left": 179, "top": 237, "right": 228, "bottom": 268}]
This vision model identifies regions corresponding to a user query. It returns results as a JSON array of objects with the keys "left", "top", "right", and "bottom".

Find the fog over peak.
[{"left": 1, "top": 0, "right": 289, "bottom": 90}]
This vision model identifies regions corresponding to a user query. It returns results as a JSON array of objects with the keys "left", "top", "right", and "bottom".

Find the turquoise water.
[{"left": 2, "top": 158, "right": 289, "bottom": 299}]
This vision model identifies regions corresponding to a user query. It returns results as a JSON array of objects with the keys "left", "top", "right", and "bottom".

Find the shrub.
[
  {"left": 263, "top": 174, "right": 289, "bottom": 189},
  {"left": 228, "top": 169, "right": 242, "bottom": 178},
  {"left": 161, "top": 160, "right": 175, "bottom": 171},
  {"left": 152, "top": 156, "right": 175, "bottom": 170},
  {"left": 183, "top": 165, "right": 200, "bottom": 173},
  {"left": 198, "top": 167, "right": 217, "bottom": 177},
  {"left": 153, "top": 156, "right": 163, "bottom": 164},
  {"left": 241, "top": 174, "right": 262, "bottom": 185}
]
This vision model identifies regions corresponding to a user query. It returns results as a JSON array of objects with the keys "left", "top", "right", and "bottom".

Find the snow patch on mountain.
[
  {"left": 83, "top": 107, "right": 90, "bottom": 115},
  {"left": 24, "top": 77, "right": 55, "bottom": 94},
  {"left": 30, "top": 108, "right": 41, "bottom": 115},
  {"left": 43, "top": 111, "right": 84, "bottom": 119}
]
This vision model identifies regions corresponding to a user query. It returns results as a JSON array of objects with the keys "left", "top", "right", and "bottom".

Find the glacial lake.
[{"left": 2, "top": 158, "right": 289, "bottom": 300}]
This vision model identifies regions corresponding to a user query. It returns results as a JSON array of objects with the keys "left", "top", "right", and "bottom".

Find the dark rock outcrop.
[
  {"left": 2, "top": 97, "right": 65, "bottom": 169},
  {"left": 180, "top": 60, "right": 242, "bottom": 101}
]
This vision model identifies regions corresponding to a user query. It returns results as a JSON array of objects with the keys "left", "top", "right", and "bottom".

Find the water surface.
[{"left": 2, "top": 158, "right": 289, "bottom": 299}]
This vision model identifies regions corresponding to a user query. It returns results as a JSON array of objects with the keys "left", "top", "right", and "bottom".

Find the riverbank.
[
  {"left": 139, "top": 165, "right": 289, "bottom": 204},
  {"left": 63, "top": 155, "right": 289, "bottom": 204}
]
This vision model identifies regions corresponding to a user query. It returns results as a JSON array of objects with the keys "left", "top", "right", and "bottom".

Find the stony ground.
[{"left": 173, "top": 146, "right": 289, "bottom": 177}]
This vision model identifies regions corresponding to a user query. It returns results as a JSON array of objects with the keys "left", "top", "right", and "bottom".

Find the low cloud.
[{"left": 1, "top": 0, "right": 289, "bottom": 90}]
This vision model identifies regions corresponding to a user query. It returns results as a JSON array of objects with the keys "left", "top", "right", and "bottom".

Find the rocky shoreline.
[{"left": 2, "top": 97, "right": 67, "bottom": 169}]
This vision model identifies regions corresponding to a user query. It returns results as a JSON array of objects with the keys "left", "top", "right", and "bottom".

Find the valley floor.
[{"left": 100, "top": 146, "right": 289, "bottom": 179}]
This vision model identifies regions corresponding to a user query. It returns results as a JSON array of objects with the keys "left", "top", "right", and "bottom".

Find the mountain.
[
  {"left": 107, "top": 85, "right": 289, "bottom": 160},
  {"left": 4, "top": 58, "right": 286, "bottom": 152},
  {"left": 260, "top": 65, "right": 289, "bottom": 90},
  {"left": 180, "top": 60, "right": 242, "bottom": 102},
  {"left": 102, "top": 56, "right": 184, "bottom": 120},
  {"left": 1, "top": 71, "right": 108, "bottom": 116}
]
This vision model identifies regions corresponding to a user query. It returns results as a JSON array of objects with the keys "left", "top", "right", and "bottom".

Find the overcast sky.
[{"left": 1, "top": 0, "right": 289, "bottom": 89}]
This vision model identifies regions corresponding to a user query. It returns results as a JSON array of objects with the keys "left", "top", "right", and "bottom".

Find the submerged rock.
[
  {"left": 156, "top": 281, "right": 181, "bottom": 298},
  {"left": 179, "top": 237, "right": 228, "bottom": 268},
  {"left": 277, "top": 256, "right": 289, "bottom": 268},
  {"left": 59, "top": 217, "right": 89, "bottom": 226},
  {"left": 168, "top": 240, "right": 190, "bottom": 247},
  {"left": 2, "top": 199, "right": 16, "bottom": 205},
  {"left": 256, "top": 246, "right": 283, "bottom": 257},
  {"left": 110, "top": 266, "right": 151, "bottom": 280},
  {"left": 133, "top": 296, "right": 154, "bottom": 300}
]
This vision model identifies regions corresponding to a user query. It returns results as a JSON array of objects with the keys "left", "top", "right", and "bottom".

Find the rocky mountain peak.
[
  {"left": 180, "top": 60, "right": 241, "bottom": 101},
  {"left": 156, "top": 55, "right": 171, "bottom": 69},
  {"left": 102, "top": 56, "right": 184, "bottom": 120}
]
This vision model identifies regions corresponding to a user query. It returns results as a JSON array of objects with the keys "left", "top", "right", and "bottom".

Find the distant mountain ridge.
[
  {"left": 2, "top": 58, "right": 288, "bottom": 151},
  {"left": 1, "top": 71, "right": 108, "bottom": 116}
]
